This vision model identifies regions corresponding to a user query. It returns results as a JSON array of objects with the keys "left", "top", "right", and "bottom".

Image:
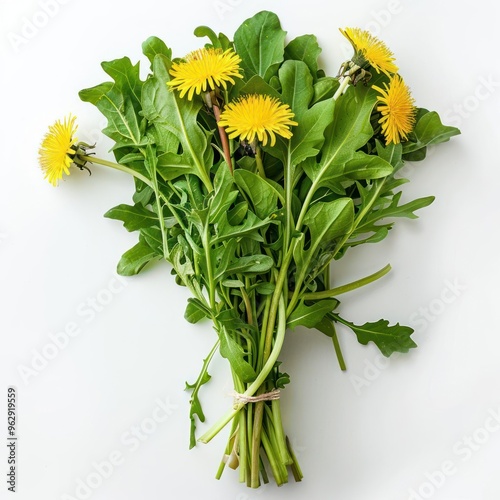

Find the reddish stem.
[{"left": 213, "top": 104, "right": 233, "bottom": 174}]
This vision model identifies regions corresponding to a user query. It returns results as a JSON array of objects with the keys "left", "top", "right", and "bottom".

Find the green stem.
[
  {"left": 250, "top": 401, "right": 264, "bottom": 487},
  {"left": 81, "top": 155, "right": 151, "bottom": 186},
  {"left": 330, "top": 179, "right": 387, "bottom": 261},
  {"left": 290, "top": 179, "right": 390, "bottom": 315},
  {"left": 263, "top": 249, "right": 294, "bottom": 363},
  {"left": 283, "top": 151, "right": 294, "bottom": 274},
  {"left": 215, "top": 416, "right": 239, "bottom": 479},
  {"left": 245, "top": 250, "right": 296, "bottom": 485},
  {"left": 83, "top": 154, "right": 190, "bottom": 236},
  {"left": 246, "top": 401, "right": 253, "bottom": 487},
  {"left": 295, "top": 181, "right": 315, "bottom": 231},
  {"left": 256, "top": 296, "right": 271, "bottom": 374},
  {"left": 330, "top": 313, "right": 355, "bottom": 328},
  {"left": 240, "top": 285, "right": 254, "bottom": 326},
  {"left": 202, "top": 223, "right": 216, "bottom": 309},
  {"left": 198, "top": 295, "right": 287, "bottom": 444},
  {"left": 331, "top": 323, "right": 346, "bottom": 371},
  {"left": 286, "top": 437, "right": 303, "bottom": 482},
  {"left": 150, "top": 169, "right": 169, "bottom": 261},
  {"left": 303, "top": 263, "right": 392, "bottom": 300},
  {"left": 272, "top": 399, "right": 292, "bottom": 465},
  {"left": 238, "top": 409, "right": 248, "bottom": 483},
  {"left": 260, "top": 427, "right": 285, "bottom": 486},
  {"left": 188, "top": 339, "right": 220, "bottom": 449}
]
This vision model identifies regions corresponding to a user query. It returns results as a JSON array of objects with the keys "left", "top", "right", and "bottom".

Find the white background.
[{"left": 1, "top": 0, "right": 499, "bottom": 499}]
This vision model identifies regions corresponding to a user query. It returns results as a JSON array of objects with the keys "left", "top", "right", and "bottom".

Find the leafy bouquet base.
[{"left": 39, "top": 11, "right": 459, "bottom": 488}]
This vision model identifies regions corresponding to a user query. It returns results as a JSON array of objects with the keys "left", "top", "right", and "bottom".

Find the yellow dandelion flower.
[
  {"left": 167, "top": 48, "right": 243, "bottom": 100},
  {"left": 38, "top": 115, "right": 78, "bottom": 186},
  {"left": 340, "top": 27, "right": 398, "bottom": 76},
  {"left": 218, "top": 94, "right": 298, "bottom": 147},
  {"left": 373, "top": 75, "right": 417, "bottom": 145}
]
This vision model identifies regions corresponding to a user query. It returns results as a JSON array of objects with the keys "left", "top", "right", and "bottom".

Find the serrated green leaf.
[
  {"left": 403, "top": 148, "right": 427, "bottom": 162},
  {"left": 279, "top": 60, "right": 313, "bottom": 117},
  {"left": 287, "top": 299, "right": 339, "bottom": 330},
  {"left": 222, "top": 255, "right": 274, "bottom": 278},
  {"left": 255, "top": 282, "right": 275, "bottom": 295},
  {"left": 104, "top": 204, "right": 158, "bottom": 232},
  {"left": 314, "top": 316, "right": 337, "bottom": 337},
  {"left": 141, "top": 54, "right": 212, "bottom": 188},
  {"left": 403, "top": 111, "right": 460, "bottom": 153},
  {"left": 375, "top": 140, "right": 403, "bottom": 169},
  {"left": 117, "top": 241, "right": 159, "bottom": 276},
  {"left": 139, "top": 226, "right": 164, "bottom": 255},
  {"left": 185, "top": 370, "right": 211, "bottom": 390},
  {"left": 291, "top": 98, "right": 336, "bottom": 166},
  {"left": 209, "top": 164, "right": 237, "bottom": 223},
  {"left": 295, "top": 199, "right": 354, "bottom": 280},
  {"left": 79, "top": 57, "right": 144, "bottom": 149},
  {"left": 303, "top": 198, "right": 354, "bottom": 252},
  {"left": 218, "top": 326, "right": 256, "bottom": 383},
  {"left": 174, "top": 175, "right": 205, "bottom": 211},
  {"left": 239, "top": 75, "right": 282, "bottom": 99},
  {"left": 346, "top": 226, "right": 391, "bottom": 248},
  {"left": 271, "top": 60, "right": 335, "bottom": 166},
  {"left": 156, "top": 152, "right": 195, "bottom": 181},
  {"left": 216, "top": 308, "right": 252, "bottom": 332},
  {"left": 147, "top": 122, "right": 179, "bottom": 155},
  {"left": 311, "top": 77, "right": 339, "bottom": 105},
  {"left": 233, "top": 11, "right": 286, "bottom": 82},
  {"left": 213, "top": 238, "right": 237, "bottom": 282},
  {"left": 185, "top": 298, "right": 210, "bottom": 323},
  {"left": 119, "top": 153, "right": 144, "bottom": 164},
  {"left": 185, "top": 348, "right": 214, "bottom": 448},
  {"left": 193, "top": 25, "right": 221, "bottom": 48},
  {"left": 335, "top": 316, "right": 417, "bottom": 357},
  {"left": 284, "top": 34, "right": 322, "bottom": 81},
  {"left": 132, "top": 181, "right": 154, "bottom": 206},
  {"left": 171, "top": 243, "right": 195, "bottom": 285},
  {"left": 233, "top": 169, "right": 279, "bottom": 219},
  {"left": 344, "top": 151, "right": 394, "bottom": 180},
  {"left": 303, "top": 84, "right": 377, "bottom": 187},
  {"left": 227, "top": 201, "right": 248, "bottom": 226},
  {"left": 142, "top": 36, "right": 172, "bottom": 65},
  {"left": 214, "top": 211, "right": 271, "bottom": 243},
  {"left": 221, "top": 279, "right": 245, "bottom": 288},
  {"left": 356, "top": 192, "right": 434, "bottom": 234}
]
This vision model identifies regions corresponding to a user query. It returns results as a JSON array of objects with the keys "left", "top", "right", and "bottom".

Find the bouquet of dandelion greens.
[{"left": 38, "top": 11, "right": 460, "bottom": 488}]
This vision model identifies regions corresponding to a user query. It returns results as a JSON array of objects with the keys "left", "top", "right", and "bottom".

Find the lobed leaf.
[
  {"left": 218, "top": 326, "right": 256, "bottom": 383},
  {"left": 117, "top": 241, "right": 159, "bottom": 276},
  {"left": 403, "top": 111, "right": 461, "bottom": 153},
  {"left": 79, "top": 57, "right": 144, "bottom": 149},
  {"left": 234, "top": 169, "right": 279, "bottom": 219},
  {"left": 233, "top": 11, "right": 286, "bottom": 82},
  {"left": 335, "top": 317, "right": 417, "bottom": 357},
  {"left": 287, "top": 299, "right": 339, "bottom": 330},
  {"left": 104, "top": 204, "right": 158, "bottom": 232},
  {"left": 141, "top": 55, "right": 212, "bottom": 187},
  {"left": 284, "top": 34, "right": 322, "bottom": 82}
]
